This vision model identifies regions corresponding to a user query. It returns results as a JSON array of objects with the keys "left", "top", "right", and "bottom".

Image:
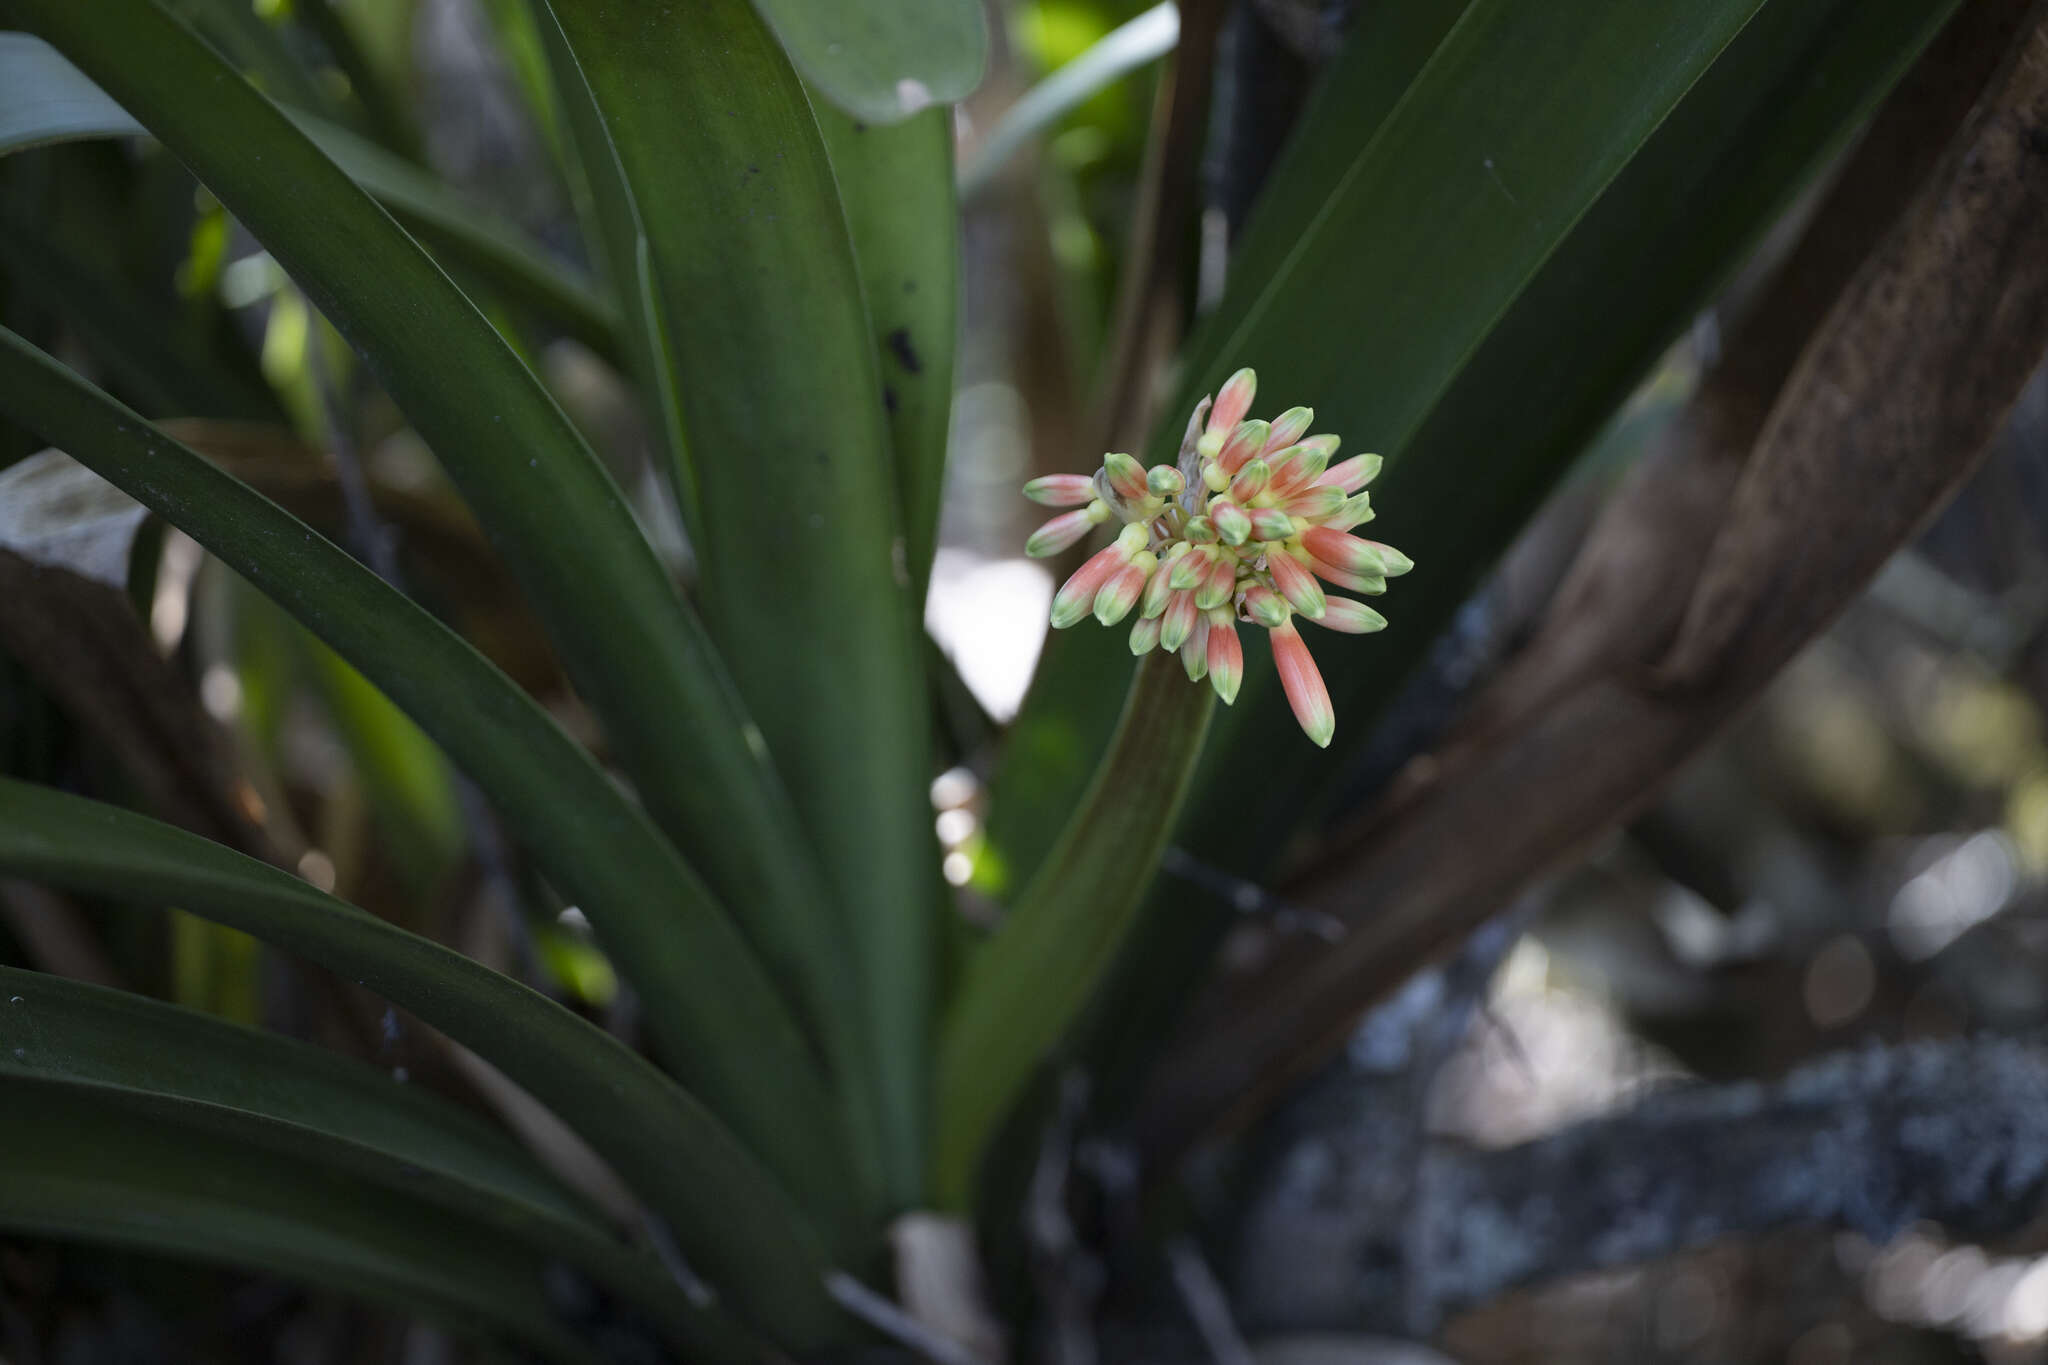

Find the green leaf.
[
  {"left": 0, "top": 325, "right": 862, "bottom": 1255},
  {"left": 0, "top": 966, "right": 740, "bottom": 1358},
  {"left": 167, "top": 912, "right": 261, "bottom": 1023},
  {"left": 301, "top": 635, "right": 466, "bottom": 899},
  {"left": 286, "top": 110, "right": 619, "bottom": 360},
  {"left": 817, "top": 106, "right": 961, "bottom": 605},
  {"left": 473, "top": 0, "right": 567, "bottom": 166},
  {"left": 0, "top": 107, "right": 282, "bottom": 423},
  {"left": 293, "top": 0, "right": 420, "bottom": 158},
  {"left": 160, "top": 0, "right": 344, "bottom": 126},
  {"left": 538, "top": 0, "right": 940, "bottom": 1209},
  {"left": 0, "top": 30, "right": 140, "bottom": 152},
  {"left": 0, "top": 33, "right": 619, "bottom": 370},
  {"left": 0, "top": 0, "right": 868, "bottom": 1226},
  {"left": 935, "top": 650, "right": 1213, "bottom": 1206},
  {"left": 747, "top": 0, "right": 987, "bottom": 125},
  {"left": 0, "top": 1080, "right": 608, "bottom": 1364},
  {"left": 0, "top": 778, "right": 850, "bottom": 1352},
  {"left": 956, "top": 1, "right": 1178, "bottom": 201},
  {"left": 0, "top": 206, "right": 281, "bottom": 422}
]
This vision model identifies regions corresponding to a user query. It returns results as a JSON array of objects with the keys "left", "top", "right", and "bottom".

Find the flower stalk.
[{"left": 935, "top": 648, "right": 1214, "bottom": 1208}]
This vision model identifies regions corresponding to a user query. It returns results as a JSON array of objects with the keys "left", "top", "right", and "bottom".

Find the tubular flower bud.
[
  {"left": 1209, "top": 368, "right": 1257, "bottom": 434},
  {"left": 1021, "top": 368, "right": 1411, "bottom": 744},
  {"left": 1263, "top": 407, "right": 1314, "bottom": 453},
  {"left": 1209, "top": 498, "right": 1253, "bottom": 546},
  {"left": 1102, "top": 451, "right": 1149, "bottom": 502},
  {"left": 1301, "top": 526, "right": 1387, "bottom": 578},
  {"left": 1327, "top": 493, "right": 1375, "bottom": 531},
  {"left": 1317, "top": 598, "right": 1389, "bottom": 634},
  {"left": 1365, "top": 541, "right": 1415, "bottom": 576},
  {"left": 1267, "top": 550, "right": 1326, "bottom": 619},
  {"left": 1094, "top": 550, "right": 1157, "bottom": 626},
  {"left": 1228, "top": 459, "right": 1271, "bottom": 503},
  {"left": 1168, "top": 544, "right": 1211, "bottom": 592},
  {"left": 1206, "top": 609, "right": 1244, "bottom": 703},
  {"left": 1182, "top": 614, "right": 1211, "bottom": 682},
  {"left": 1305, "top": 554, "right": 1384, "bottom": 595},
  {"left": 1270, "top": 620, "right": 1335, "bottom": 748},
  {"left": 1050, "top": 544, "right": 1126, "bottom": 629},
  {"left": 1267, "top": 439, "right": 1336, "bottom": 499},
  {"left": 1216, "top": 420, "right": 1270, "bottom": 476},
  {"left": 1019, "top": 499, "right": 1105, "bottom": 556},
  {"left": 1025, "top": 473, "right": 1099, "bottom": 506},
  {"left": 1160, "top": 588, "right": 1201, "bottom": 653},
  {"left": 1194, "top": 552, "right": 1237, "bottom": 610},
  {"left": 1281, "top": 485, "right": 1346, "bottom": 520},
  {"left": 1140, "top": 556, "right": 1178, "bottom": 618},
  {"left": 1025, "top": 507, "right": 1098, "bottom": 558},
  {"left": 1247, "top": 506, "right": 1297, "bottom": 542},
  {"left": 1320, "top": 453, "right": 1382, "bottom": 494},
  {"left": 1242, "top": 583, "right": 1290, "bottom": 630}
]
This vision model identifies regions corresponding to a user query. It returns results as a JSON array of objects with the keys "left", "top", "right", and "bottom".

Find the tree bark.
[{"left": 1231, "top": 1037, "right": 2048, "bottom": 1333}]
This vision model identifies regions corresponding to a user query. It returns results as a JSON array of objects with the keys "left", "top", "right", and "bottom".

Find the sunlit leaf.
[{"left": 747, "top": 0, "right": 987, "bottom": 125}]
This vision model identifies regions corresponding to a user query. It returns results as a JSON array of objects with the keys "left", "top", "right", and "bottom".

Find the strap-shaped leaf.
[
  {"left": 288, "top": 111, "right": 619, "bottom": 361},
  {"left": 0, "top": 1080, "right": 605, "bottom": 1364},
  {"left": 160, "top": 0, "right": 343, "bottom": 126},
  {"left": 747, "top": 0, "right": 987, "bottom": 125},
  {"left": 537, "top": 0, "right": 940, "bottom": 1208},
  {"left": 0, "top": 779, "right": 850, "bottom": 1352},
  {"left": 0, "top": 325, "right": 862, "bottom": 1259},
  {"left": 0, "top": 967, "right": 742, "bottom": 1358},
  {"left": 0, "top": 208, "right": 282, "bottom": 423},
  {"left": 0, "top": 29, "right": 140, "bottom": 150},
  {"left": 0, "top": 0, "right": 851, "bottom": 1160},
  {"left": 817, "top": 105, "right": 961, "bottom": 605}
]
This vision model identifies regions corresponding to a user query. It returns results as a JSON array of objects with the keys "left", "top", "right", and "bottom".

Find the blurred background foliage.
[{"left": 2, "top": 0, "right": 2047, "bottom": 1360}]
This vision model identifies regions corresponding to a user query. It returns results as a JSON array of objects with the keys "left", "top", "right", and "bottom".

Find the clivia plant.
[{"left": 0, "top": 0, "right": 2026, "bottom": 1358}]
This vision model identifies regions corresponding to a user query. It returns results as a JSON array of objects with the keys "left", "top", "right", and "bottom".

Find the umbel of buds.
[{"left": 1023, "top": 368, "right": 1411, "bottom": 748}]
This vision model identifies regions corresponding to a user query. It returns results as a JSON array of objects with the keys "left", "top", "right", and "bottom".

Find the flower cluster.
[{"left": 1023, "top": 369, "right": 1410, "bottom": 748}]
